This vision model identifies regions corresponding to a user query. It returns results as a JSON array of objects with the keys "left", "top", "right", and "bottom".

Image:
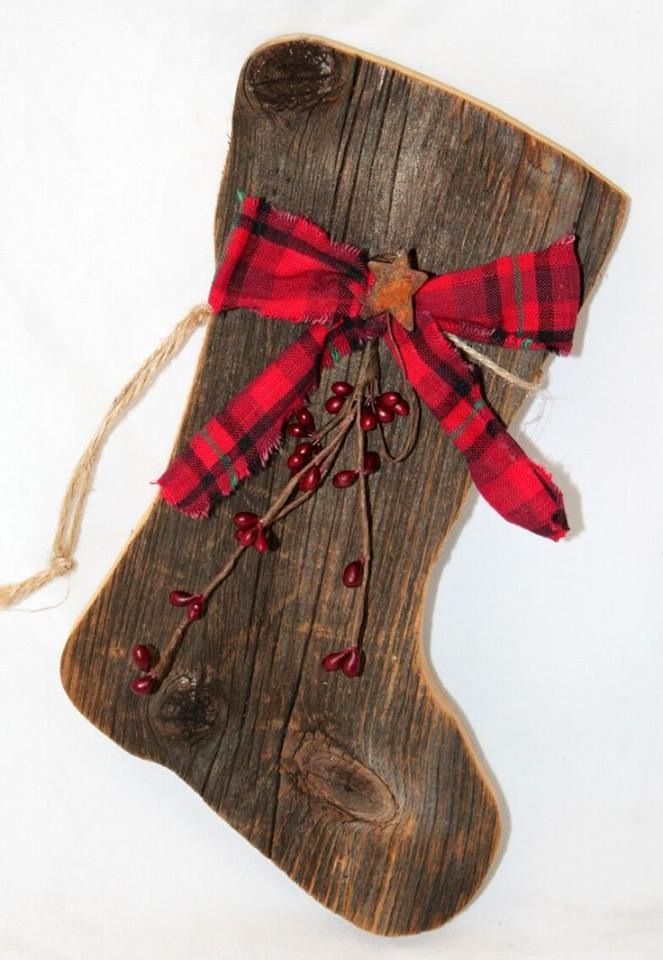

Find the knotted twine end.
[
  {"left": 0, "top": 556, "right": 75, "bottom": 609},
  {"left": 0, "top": 303, "right": 213, "bottom": 609}
]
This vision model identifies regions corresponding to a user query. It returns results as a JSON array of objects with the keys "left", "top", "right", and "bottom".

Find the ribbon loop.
[
  {"left": 415, "top": 234, "right": 579, "bottom": 354},
  {"left": 209, "top": 196, "right": 369, "bottom": 323}
]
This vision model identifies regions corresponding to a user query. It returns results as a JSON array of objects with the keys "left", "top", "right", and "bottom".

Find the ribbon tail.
[
  {"left": 386, "top": 318, "right": 569, "bottom": 540},
  {"left": 158, "top": 322, "right": 331, "bottom": 517}
]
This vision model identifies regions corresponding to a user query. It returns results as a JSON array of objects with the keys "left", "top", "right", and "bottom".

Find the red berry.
[
  {"left": 187, "top": 596, "right": 207, "bottom": 621},
  {"left": 235, "top": 527, "right": 258, "bottom": 546},
  {"left": 131, "top": 644, "right": 152, "bottom": 672},
  {"left": 359, "top": 408, "right": 378, "bottom": 431},
  {"left": 331, "top": 381, "right": 353, "bottom": 397},
  {"left": 253, "top": 527, "right": 270, "bottom": 553},
  {"left": 169, "top": 589, "right": 195, "bottom": 607},
  {"left": 378, "top": 390, "right": 401, "bottom": 409},
  {"left": 287, "top": 451, "right": 306, "bottom": 471},
  {"left": 298, "top": 464, "right": 322, "bottom": 492},
  {"left": 320, "top": 646, "right": 363, "bottom": 677},
  {"left": 233, "top": 511, "right": 259, "bottom": 529},
  {"left": 294, "top": 442, "right": 314, "bottom": 461},
  {"left": 321, "top": 649, "right": 349, "bottom": 672},
  {"left": 287, "top": 423, "right": 307, "bottom": 438},
  {"left": 130, "top": 674, "right": 157, "bottom": 696},
  {"left": 376, "top": 405, "right": 394, "bottom": 423},
  {"left": 325, "top": 395, "right": 345, "bottom": 415},
  {"left": 363, "top": 451, "right": 381, "bottom": 474},
  {"left": 332, "top": 469, "right": 358, "bottom": 489},
  {"left": 296, "top": 408, "right": 315, "bottom": 428},
  {"left": 342, "top": 559, "right": 364, "bottom": 588},
  {"left": 393, "top": 398, "right": 410, "bottom": 416},
  {"left": 342, "top": 647, "right": 363, "bottom": 678}
]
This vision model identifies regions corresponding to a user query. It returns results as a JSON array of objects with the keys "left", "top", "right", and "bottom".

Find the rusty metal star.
[{"left": 365, "top": 251, "right": 428, "bottom": 331}]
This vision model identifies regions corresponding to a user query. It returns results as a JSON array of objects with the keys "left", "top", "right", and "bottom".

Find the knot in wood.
[
  {"left": 285, "top": 732, "right": 399, "bottom": 825},
  {"left": 246, "top": 41, "right": 344, "bottom": 113},
  {"left": 153, "top": 673, "right": 224, "bottom": 741}
]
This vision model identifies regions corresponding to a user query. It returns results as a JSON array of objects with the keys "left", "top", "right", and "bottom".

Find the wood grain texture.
[{"left": 60, "top": 37, "right": 626, "bottom": 935}]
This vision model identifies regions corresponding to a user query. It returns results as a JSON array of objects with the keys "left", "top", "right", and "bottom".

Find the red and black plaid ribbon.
[{"left": 158, "top": 196, "right": 580, "bottom": 539}]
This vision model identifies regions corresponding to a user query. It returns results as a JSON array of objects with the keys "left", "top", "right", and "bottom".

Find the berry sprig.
[{"left": 129, "top": 341, "right": 413, "bottom": 695}]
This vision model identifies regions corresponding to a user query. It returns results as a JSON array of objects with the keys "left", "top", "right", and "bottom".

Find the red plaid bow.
[{"left": 158, "top": 196, "right": 580, "bottom": 540}]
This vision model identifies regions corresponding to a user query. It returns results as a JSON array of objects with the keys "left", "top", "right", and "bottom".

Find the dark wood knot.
[
  {"left": 152, "top": 672, "right": 225, "bottom": 741},
  {"left": 284, "top": 732, "right": 398, "bottom": 825},
  {"left": 246, "top": 40, "right": 345, "bottom": 113}
]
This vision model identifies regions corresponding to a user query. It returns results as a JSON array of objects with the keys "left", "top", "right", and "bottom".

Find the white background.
[{"left": 0, "top": 2, "right": 661, "bottom": 958}]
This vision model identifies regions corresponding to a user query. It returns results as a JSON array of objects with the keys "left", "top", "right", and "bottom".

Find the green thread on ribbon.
[
  {"left": 522, "top": 338, "right": 534, "bottom": 348},
  {"left": 221, "top": 454, "right": 239, "bottom": 490},
  {"left": 512, "top": 256, "right": 525, "bottom": 338},
  {"left": 330, "top": 346, "right": 342, "bottom": 364},
  {"left": 448, "top": 398, "right": 486, "bottom": 441},
  {"left": 236, "top": 188, "right": 246, "bottom": 203}
]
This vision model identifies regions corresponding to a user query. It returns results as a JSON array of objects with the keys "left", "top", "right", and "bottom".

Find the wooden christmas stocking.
[{"left": 57, "top": 37, "right": 625, "bottom": 935}]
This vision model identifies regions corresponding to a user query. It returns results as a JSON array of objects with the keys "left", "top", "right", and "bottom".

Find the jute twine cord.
[
  {"left": 0, "top": 303, "right": 213, "bottom": 609},
  {"left": 0, "top": 306, "right": 538, "bottom": 609},
  {"left": 445, "top": 333, "right": 543, "bottom": 393}
]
